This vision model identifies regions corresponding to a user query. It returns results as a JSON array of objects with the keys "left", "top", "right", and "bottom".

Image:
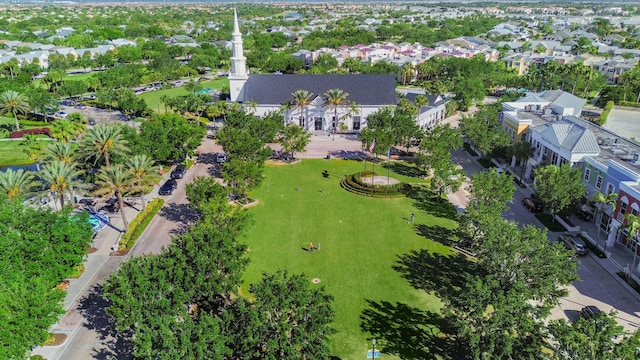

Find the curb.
[{"left": 590, "top": 252, "right": 640, "bottom": 303}]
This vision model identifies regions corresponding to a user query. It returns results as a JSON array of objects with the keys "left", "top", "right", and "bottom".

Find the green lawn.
[
  {"left": 139, "top": 77, "right": 229, "bottom": 113},
  {"left": 242, "top": 159, "right": 458, "bottom": 359},
  {"left": 0, "top": 140, "right": 33, "bottom": 166}
]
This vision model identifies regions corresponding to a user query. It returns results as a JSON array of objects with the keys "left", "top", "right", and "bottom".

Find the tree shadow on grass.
[
  {"left": 393, "top": 250, "right": 474, "bottom": 301},
  {"left": 360, "top": 300, "right": 456, "bottom": 360},
  {"left": 77, "top": 284, "right": 133, "bottom": 360},
  {"left": 382, "top": 162, "right": 426, "bottom": 179},
  {"left": 403, "top": 185, "right": 458, "bottom": 220},
  {"left": 415, "top": 224, "right": 458, "bottom": 246}
]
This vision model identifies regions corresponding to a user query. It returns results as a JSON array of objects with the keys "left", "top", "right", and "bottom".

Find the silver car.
[{"left": 562, "top": 236, "right": 588, "bottom": 256}]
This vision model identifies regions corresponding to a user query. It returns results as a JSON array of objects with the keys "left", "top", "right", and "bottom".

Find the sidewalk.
[{"left": 30, "top": 195, "right": 152, "bottom": 359}]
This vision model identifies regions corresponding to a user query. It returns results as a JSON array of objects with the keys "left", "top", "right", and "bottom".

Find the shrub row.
[
  {"left": 119, "top": 198, "right": 164, "bottom": 250},
  {"left": 618, "top": 101, "right": 640, "bottom": 108},
  {"left": 576, "top": 232, "right": 607, "bottom": 258},
  {"left": 597, "top": 101, "right": 614, "bottom": 125},
  {"left": 20, "top": 119, "right": 49, "bottom": 127},
  {"left": 10, "top": 127, "right": 52, "bottom": 138},
  {"left": 348, "top": 172, "right": 403, "bottom": 194},
  {"left": 616, "top": 271, "right": 640, "bottom": 295},
  {"left": 340, "top": 178, "right": 405, "bottom": 198}
]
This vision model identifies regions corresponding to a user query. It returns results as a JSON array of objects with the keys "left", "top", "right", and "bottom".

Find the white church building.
[{"left": 228, "top": 10, "right": 397, "bottom": 132}]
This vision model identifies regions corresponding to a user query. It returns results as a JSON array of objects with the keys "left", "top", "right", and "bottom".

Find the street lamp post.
[{"left": 371, "top": 338, "right": 376, "bottom": 359}]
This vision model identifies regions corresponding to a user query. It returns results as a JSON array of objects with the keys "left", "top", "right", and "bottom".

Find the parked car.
[
  {"left": 580, "top": 305, "right": 602, "bottom": 320},
  {"left": 158, "top": 179, "right": 177, "bottom": 195},
  {"left": 88, "top": 119, "right": 96, "bottom": 126},
  {"left": 562, "top": 235, "right": 588, "bottom": 256},
  {"left": 171, "top": 165, "right": 186, "bottom": 179},
  {"left": 216, "top": 153, "right": 227, "bottom": 163},
  {"left": 521, "top": 197, "right": 543, "bottom": 212}
]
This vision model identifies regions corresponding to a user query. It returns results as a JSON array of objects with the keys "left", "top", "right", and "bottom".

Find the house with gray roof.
[{"left": 229, "top": 11, "right": 396, "bottom": 133}]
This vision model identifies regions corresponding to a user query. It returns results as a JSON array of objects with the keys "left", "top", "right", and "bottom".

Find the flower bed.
[
  {"left": 118, "top": 198, "right": 164, "bottom": 250},
  {"left": 10, "top": 127, "right": 52, "bottom": 138}
]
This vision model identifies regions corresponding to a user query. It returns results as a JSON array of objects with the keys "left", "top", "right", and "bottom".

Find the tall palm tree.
[
  {"left": 20, "top": 134, "right": 43, "bottom": 171},
  {"left": 341, "top": 101, "right": 361, "bottom": 131},
  {"left": 45, "top": 141, "right": 76, "bottom": 164},
  {"left": 0, "top": 168, "right": 36, "bottom": 200},
  {"left": 508, "top": 141, "right": 535, "bottom": 184},
  {"left": 620, "top": 213, "right": 640, "bottom": 275},
  {"left": 591, "top": 191, "right": 618, "bottom": 239},
  {"left": 79, "top": 125, "right": 129, "bottom": 168},
  {"left": 94, "top": 164, "right": 134, "bottom": 232},
  {"left": 0, "top": 90, "right": 30, "bottom": 131},
  {"left": 291, "top": 90, "right": 314, "bottom": 129},
  {"left": 39, "top": 161, "right": 87, "bottom": 209},
  {"left": 126, "top": 154, "right": 160, "bottom": 210},
  {"left": 323, "top": 88, "right": 349, "bottom": 139}
]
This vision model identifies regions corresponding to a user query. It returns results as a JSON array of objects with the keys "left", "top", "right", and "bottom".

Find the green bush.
[
  {"left": 597, "top": 101, "right": 614, "bottom": 125},
  {"left": 119, "top": 198, "right": 164, "bottom": 250},
  {"left": 619, "top": 101, "right": 640, "bottom": 108},
  {"left": 20, "top": 120, "right": 49, "bottom": 127}
]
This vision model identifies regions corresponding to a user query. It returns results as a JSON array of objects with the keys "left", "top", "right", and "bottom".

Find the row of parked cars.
[{"left": 158, "top": 165, "right": 187, "bottom": 195}]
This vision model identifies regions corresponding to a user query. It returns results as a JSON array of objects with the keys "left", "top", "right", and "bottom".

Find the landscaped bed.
[{"left": 242, "top": 159, "right": 457, "bottom": 359}]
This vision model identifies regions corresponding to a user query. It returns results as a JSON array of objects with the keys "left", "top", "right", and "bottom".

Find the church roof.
[{"left": 243, "top": 74, "right": 397, "bottom": 105}]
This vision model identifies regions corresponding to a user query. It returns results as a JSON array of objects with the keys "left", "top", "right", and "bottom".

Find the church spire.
[
  {"left": 230, "top": 8, "right": 247, "bottom": 78},
  {"left": 229, "top": 8, "right": 248, "bottom": 102}
]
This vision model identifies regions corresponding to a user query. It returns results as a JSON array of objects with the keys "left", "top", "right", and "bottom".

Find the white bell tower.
[{"left": 229, "top": 9, "right": 248, "bottom": 102}]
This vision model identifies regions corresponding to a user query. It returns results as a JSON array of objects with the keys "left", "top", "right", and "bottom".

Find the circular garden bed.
[{"left": 340, "top": 171, "right": 407, "bottom": 198}]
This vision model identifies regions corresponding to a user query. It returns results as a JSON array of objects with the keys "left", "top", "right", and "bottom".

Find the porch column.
[
  {"left": 607, "top": 222, "right": 620, "bottom": 248},
  {"left": 524, "top": 162, "right": 533, "bottom": 179},
  {"left": 537, "top": 146, "right": 545, "bottom": 162},
  {"left": 510, "top": 155, "right": 517, "bottom": 168}
]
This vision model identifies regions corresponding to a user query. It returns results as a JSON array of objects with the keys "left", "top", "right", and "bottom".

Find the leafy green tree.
[
  {"left": 468, "top": 168, "right": 515, "bottom": 216},
  {"left": 478, "top": 220, "right": 578, "bottom": 306},
  {"left": 224, "top": 270, "right": 335, "bottom": 359},
  {"left": 0, "top": 197, "right": 92, "bottom": 359},
  {"left": 38, "top": 161, "right": 87, "bottom": 208},
  {"left": 533, "top": 164, "right": 586, "bottom": 219},
  {"left": 278, "top": 124, "right": 311, "bottom": 161},
  {"left": 126, "top": 154, "right": 160, "bottom": 210},
  {"left": 78, "top": 125, "right": 130, "bottom": 168},
  {"left": 446, "top": 276, "right": 547, "bottom": 360},
  {"left": 94, "top": 164, "right": 134, "bottom": 232},
  {"left": 130, "top": 113, "right": 205, "bottom": 163},
  {"left": 416, "top": 124, "right": 463, "bottom": 194},
  {"left": 0, "top": 90, "right": 30, "bottom": 131},
  {"left": 620, "top": 213, "right": 640, "bottom": 273},
  {"left": 454, "top": 77, "right": 486, "bottom": 110},
  {"left": 185, "top": 176, "right": 230, "bottom": 214},
  {"left": 0, "top": 168, "right": 36, "bottom": 200},
  {"left": 26, "top": 86, "right": 58, "bottom": 122},
  {"left": 549, "top": 312, "right": 640, "bottom": 360},
  {"left": 459, "top": 103, "right": 510, "bottom": 156}
]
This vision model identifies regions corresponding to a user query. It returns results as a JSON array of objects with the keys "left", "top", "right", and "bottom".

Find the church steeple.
[
  {"left": 230, "top": 8, "right": 247, "bottom": 79},
  {"left": 229, "top": 8, "right": 248, "bottom": 102}
]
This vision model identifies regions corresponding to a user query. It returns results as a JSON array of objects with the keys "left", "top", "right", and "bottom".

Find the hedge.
[
  {"left": 119, "top": 198, "right": 164, "bottom": 250},
  {"left": 10, "top": 127, "right": 52, "bottom": 138},
  {"left": 619, "top": 101, "right": 640, "bottom": 108},
  {"left": 597, "top": 101, "right": 614, "bottom": 125},
  {"left": 340, "top": 172, "right": 407, "bottom": 198}
]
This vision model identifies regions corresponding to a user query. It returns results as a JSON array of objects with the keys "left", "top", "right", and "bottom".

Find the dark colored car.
[
  {"left": 522, "top": 197, "right": 543, "bottom": 212},
  {"left": 88, "top": 119, "right": 96, "bottom": 126},
  {"left": 562, "top": 236, "right": 588, "bottom": 256},
  {"left": 158, "top": 179, "right": 177, "bottom": 195},
  {"left": 171, "top": 165, "right": 186, "bottom": 179},
  {"left": 580, "top": 305, "right": 602, "bottom": 320},
  {"left": 216, "top": 153, "right": 227, "bottom": 163}
]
